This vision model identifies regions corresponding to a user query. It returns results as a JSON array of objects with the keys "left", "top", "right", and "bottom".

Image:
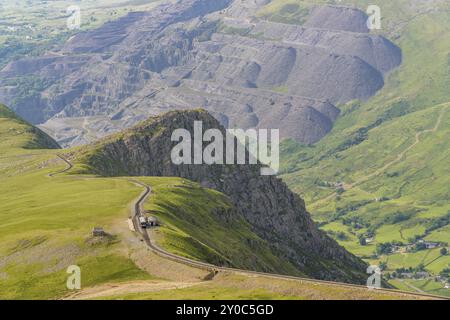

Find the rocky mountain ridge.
[{"left": 78, "top": 109, "right": 368, "bottom": 283}]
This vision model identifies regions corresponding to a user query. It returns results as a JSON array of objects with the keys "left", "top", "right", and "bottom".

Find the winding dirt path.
[
  {"left": 64, "top": 280, "right": 204, "bottom": 300},
  {"left": 47, "top": 154, "right": 73, "bottom": 177}
]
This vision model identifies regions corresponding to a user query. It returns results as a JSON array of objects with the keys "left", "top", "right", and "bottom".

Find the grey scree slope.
[{"left": 0, "top": 0, "right": 401, "bottom": 147}]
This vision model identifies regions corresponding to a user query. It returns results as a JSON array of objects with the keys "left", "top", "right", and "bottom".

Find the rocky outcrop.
[{"left": 80, "top": 109, "right": 368, "bottom": 283}]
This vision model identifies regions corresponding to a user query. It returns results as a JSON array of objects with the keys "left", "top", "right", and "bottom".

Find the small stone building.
[
  {"left": 92, "top": 227, "right": 106, "bottom": 237},
  {"left": 147, "top": 217, "right": 159, "bottom": 227}
]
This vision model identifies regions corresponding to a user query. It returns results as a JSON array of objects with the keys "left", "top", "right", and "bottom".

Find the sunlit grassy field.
[
  {"left": 2, "top": 103, "right": 437, "bottom": 300},
  {"left": 262, "top": 0, "right": 450, "bottom": 296},
  {"left": 0, "top": 104, "right": 155, "bottom": 299}
]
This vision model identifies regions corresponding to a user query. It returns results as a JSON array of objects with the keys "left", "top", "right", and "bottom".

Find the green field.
[
  {"left": 0, "top": 104, "right": 300, "bottom": 299},
  {"left": 1, "top": 103, "right": 293, "bottom": 298},
  {"left": 261, "top": 0, "right": 450, "bottom": 296},
  {"left": 0, "top": 104, "right": 158, "bottom": 299},
  {"left": 2, "top": 103, "right": 436, "bottom": 300}
]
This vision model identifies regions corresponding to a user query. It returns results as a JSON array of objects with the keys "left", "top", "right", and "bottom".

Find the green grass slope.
[
  {"left": 0, "top": 106, "right": 443, "bottom": 300},
  {"left": 0, "top": 107, "right": 300, "bottom": 299},
  {"left": 0, "top": 104, "right": 60, "bottom": 150},
  {"left": 0, "top": 107, "right": 155, "bottom": 299},
  {"left": 143, "top": 178, "right": 301, "bottom": 275},
  {"left": 260, "top": 1, "right": 450, "bottom": 295}
]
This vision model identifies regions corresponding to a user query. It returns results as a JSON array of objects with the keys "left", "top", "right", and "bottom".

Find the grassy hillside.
[
  {"left": 1, "top": 105, "right": 436, "bottom": 300},
  {"left": 144, "top": 178, "right": 301, "bottom": 275},
  {"left": 259, "top": 1, "right": 450, "bottom": 296},
  {"left": 0, "top": 106, "right": 302, "bottom": 299},
  {"left": 0, "top": 104, "right": 60, "bottom": 150},
  {"left": 1, "top": 106, "right": 294, "bottom": 298},
  {"left": 0, "top": 106, "right": 154, "bottom": 299}
]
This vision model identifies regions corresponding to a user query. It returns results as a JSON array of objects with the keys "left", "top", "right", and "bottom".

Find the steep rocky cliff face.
[
  {"left": 79, "top": 110, "right": 367, "bottom": 283},
  {"left": 0, "top": 0, "right": 401, "bottom": 147}
]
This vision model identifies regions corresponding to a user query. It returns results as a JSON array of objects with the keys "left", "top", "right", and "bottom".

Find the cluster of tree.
[
  {"left": 326, "top": 230, "right": 349, "bottom": 241},
  {"left": 375, "top": 241, "right": 406, "bottom": 255},
  {"left": 376, "top": 242, "right": 394, "bottom": 255},
  {"left": 388, "top": 264, "right": 428, "bottom": 279},
  {"left": 333, "top": 127, "right": 369, "bottom": 154},
  {"left": 439, "top": 268, "right": 450, "bottom": 280},
  {"left": 381, "top": 211, "right": 414, "bottom": 225},
  {"left": 358, "top": 234, "right": 367, "bottom": 246},
  {"left": 407, "top": 235, "right": 422, "bottom": 243},
  {"left": 342, "top": 216, "right": 368, "bottom": 230},
  {"left": 415, "top": 242, "right": 428, "bottom": 251},
  {"left": 332, "top": 201, "right": 373, "bottom": 221},
  {"left": 425, "top": 212, "right": 450, "bottom": 233}
]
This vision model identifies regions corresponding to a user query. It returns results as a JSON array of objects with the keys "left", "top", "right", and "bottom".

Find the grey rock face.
[
  {"left": 81, "top": 109, "right": 368, "bottom": 283},
  {"left": 251, "top": 20, "right": 402, "bottom": 74},
  {"left": 0, "top": 1, "right": 401, "bottom": 147}
]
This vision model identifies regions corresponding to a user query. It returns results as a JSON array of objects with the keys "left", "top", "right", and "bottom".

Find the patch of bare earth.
[{"left": 64, "top": 280, "right": 204, "bottom": 300}]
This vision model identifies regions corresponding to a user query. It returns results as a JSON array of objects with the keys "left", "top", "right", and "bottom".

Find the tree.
[
  {"left": 376, "top": 242, "right": 393, "bottom": 255},
  {"left": 414, "top": 242, "right": 427, "bottom": 251},
  {"left": 416, "top": 263, "right": 426, "bottom": 272},
  {"left": 336, "top": 231, "right": 347, "bottom": 241},
  {"left": 440, "top": 247, "right": 448, "bottom": 256},
  {"left": 359, "top": 237, "right": 367, "bottom": 246},
  {"left": 358, "top": 234, "right": 367, "bottom": 246}
]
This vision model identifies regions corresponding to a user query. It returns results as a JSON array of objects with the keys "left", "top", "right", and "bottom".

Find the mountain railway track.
[
  {"left": 130, "top": 180, "right": 448, "bottom": 300},
  {"left": 50, "top": 155, "right": 448, "bottom": 300}
]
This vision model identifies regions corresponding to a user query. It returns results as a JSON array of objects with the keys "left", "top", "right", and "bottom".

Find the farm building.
[{"left": 424, "top": 241, "right": 439, "bottom": 249}]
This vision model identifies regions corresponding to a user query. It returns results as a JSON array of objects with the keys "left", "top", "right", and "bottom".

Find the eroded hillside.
[{"left": 0, "top": 0, "right": 401, "bottom": 146}]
